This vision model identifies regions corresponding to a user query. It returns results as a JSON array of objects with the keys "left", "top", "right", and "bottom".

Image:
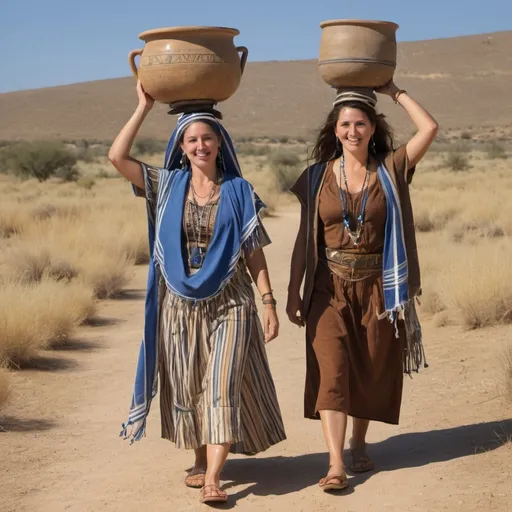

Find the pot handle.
[
  {"left": 128, "top": 49, "right": 143, "bottom": 78},
  {"left": 236, "top": 46, "right": 249, "bottom": 75}
]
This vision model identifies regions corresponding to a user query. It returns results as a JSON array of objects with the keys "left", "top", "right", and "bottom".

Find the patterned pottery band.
[{"left": 318, "top": 57, "right": 396, "bottom": 68}]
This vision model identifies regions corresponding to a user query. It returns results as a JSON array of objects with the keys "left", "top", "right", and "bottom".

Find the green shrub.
[{"left": 1, "top": 141, "right": 78, "bottom": 181}]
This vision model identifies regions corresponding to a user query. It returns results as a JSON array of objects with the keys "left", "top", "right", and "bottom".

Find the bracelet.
[
  {"left": 263, "top": 298, "right": 277, "bottom": 307},
  {"left": 393, "top": 89, "right": 407, "bottom": 104},
  {"left": 261, "top": 291, "right": 273, "bottom": 299}
]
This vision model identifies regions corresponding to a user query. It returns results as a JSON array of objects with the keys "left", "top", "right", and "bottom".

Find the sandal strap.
[{"left": 319, "top": 474, "right": 347, "bottom": 485}]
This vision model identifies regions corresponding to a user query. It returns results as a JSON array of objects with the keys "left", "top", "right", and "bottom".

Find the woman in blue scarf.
[
  {"left": 286, "top": 82, "right": 437, "bottom": 491},
  {"left": 109, "top": 81, "right": 286, "bottom": 504}
]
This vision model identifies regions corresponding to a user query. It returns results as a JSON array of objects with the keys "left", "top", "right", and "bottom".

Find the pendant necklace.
[
  {"left": 338, "top": 155, "right": 371, "bottom": 247},
  {"left": 188, "top": 182, "right": 216, "bottom": 269}
]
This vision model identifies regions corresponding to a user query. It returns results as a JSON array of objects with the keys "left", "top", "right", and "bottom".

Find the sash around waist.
[{"left": 320, "top": 247, "right": 382, "bottom": 282}]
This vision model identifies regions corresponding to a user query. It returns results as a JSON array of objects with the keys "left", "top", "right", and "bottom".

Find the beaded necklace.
[{"left": 338, "top": 155, "right": 371, "bottom": 247}]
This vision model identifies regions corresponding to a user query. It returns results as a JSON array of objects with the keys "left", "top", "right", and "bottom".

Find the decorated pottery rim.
[
  {"left": 319, "top": 19, "right": 399, "bottom": 30},
  {"left": 139, "top": 26, "right": 240, "bottom": 41}
]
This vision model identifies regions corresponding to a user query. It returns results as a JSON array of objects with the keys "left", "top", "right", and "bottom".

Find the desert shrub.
[
  {"left": 134, "top": 138, "right": 166, "bottom": 156},
  {"left": 2, "top": 141, "right": 78, "bottom": 181},
  {"left": 236, "top": 143, "right": 271, "bottom": 157},
  {"left": 486, "top": 142, "right": 508, "bottom": 160},
  {"left": 268, "top": 150, "right": 302, "bottom": 191},
  {"left": 445, "top": 149, "right": 470, "bottom": 171},
  {"left": 269, "top": 150, "right": 300, "bottom": 168}
]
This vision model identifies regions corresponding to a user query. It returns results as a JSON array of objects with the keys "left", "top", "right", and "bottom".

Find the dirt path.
[{"left": 1, "top": 210, "right": 511, "bottom": 512}]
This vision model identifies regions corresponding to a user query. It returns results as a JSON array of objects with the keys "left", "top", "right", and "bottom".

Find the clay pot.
[
  {"left": 128, "top": 26, "right": 248, "bottom": 106},
  {"left": 319, "top": 19, "right": 398, "bottom": 88}
]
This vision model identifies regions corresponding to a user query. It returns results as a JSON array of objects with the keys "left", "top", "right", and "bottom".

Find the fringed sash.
[{"left": 377, "top": 162, "right": 427, "bottom": 373}]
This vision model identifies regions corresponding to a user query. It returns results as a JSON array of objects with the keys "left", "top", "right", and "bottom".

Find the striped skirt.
[{"left": 158, "top": 265, "right": 286, "bottom": 454}]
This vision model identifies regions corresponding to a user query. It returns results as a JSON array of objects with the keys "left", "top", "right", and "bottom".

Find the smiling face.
[
  {"left": 180, "top": 121, "right": 221, "bottom": 170},
  {"left": 334, "top": 107, "right": 375, "bottom": 156}
]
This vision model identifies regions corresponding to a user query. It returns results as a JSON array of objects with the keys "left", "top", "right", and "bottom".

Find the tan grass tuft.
[
  {"left": 439, "top": 242, "right": 512, "bottom": 329},
  {"left": 78, "top": 254, "right": 132, "bottom": 299},
  {"left": 500, "top": 343, "right": 512, "bottom": 404},
  {"left": 0, "top": 367, "right": 10, "bottom": 412},
  {"left": 0, "top": 279, "right": 96, "bottom": 365}
]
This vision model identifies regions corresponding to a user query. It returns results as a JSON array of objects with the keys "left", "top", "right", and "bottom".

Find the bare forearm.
[
  {"left": 392, "top": 88, "right": 438, "bottom": 167},
  {"left": 395, "top": 91, "right": 438, "bottom": 133},
  {"left": 108, "top": 105, "right": 151, "bottom": 187},
  {"left": 288, "top": 211, "right": 307, "bottom": 296},
  {"left": 246, "top": 249, "right": 273, "bottom": 296},
  {"left": 288, "top": 241, "right": 306, "bottom": 296}
]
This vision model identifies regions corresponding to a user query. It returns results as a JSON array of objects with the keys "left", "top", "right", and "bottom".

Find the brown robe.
[{"left": 291, "top": 146, "right": 419, "bottom": 425}]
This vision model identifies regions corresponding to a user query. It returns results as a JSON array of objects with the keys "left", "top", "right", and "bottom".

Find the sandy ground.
[{"left": 1, "top": 209, "right": 511, "bottom": 512}]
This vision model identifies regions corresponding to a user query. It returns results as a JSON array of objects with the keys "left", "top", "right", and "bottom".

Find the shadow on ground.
[
  {"left": 215, "top": 419, "right": 512, "bottom": 508},
  {"left": 0, "top": 416, "right": 57, "bottom": 432}
]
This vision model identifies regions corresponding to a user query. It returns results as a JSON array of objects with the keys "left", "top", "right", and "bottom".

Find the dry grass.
[
  {"left": 0, "top": 367, "right": 9, "bottom": 412},
  {"left": 0, "top": 279, "right": 96, "bottom": 365},
  {"left": 410, "top": 150, "right": 512, "bottom": 330},
  {"left": 500, "top": 343, "right": 512, "bottom": 404}
]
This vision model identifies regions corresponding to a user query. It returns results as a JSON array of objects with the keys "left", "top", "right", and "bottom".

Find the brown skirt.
[{"left": 305, "top": 261, "right": 405, "bottom": 424}]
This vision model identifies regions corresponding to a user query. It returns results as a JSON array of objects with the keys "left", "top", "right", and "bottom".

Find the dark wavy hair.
[{"left": 309, "top": 101, "right": 394, "bottom": 164}]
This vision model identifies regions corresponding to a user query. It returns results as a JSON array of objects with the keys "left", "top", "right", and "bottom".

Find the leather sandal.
[
  {"left": 199, "top": 484, "right": 228, "bottom": 503},
  {"left": 318, "top": 473, "right": 349, "bottom": 492},
  {"left": 184, "top": 468, "right": 206, "bottom": 488},
  {"left": 349, "top": 446, "right": 375, "bottom": 473}
]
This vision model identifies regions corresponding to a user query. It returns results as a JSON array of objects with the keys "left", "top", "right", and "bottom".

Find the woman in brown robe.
[{"left": 287, "top": 82, "right": 438, "bottom": 491}]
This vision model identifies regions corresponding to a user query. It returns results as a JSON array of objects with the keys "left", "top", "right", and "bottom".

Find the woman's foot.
[
  {"left": 199, "top": 484, "right": 228, "bottom": 503},
  {"left": 185, "top": 467, "right": 206, "bottom": 488},
  {"left": 318, "top": 465, "right": 349, "bottom": 492},
  {"left": 348, "top": 443, "right": 374, "bottom": 473}
]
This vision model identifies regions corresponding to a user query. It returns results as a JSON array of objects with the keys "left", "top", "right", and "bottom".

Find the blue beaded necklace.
[{"left": 338, "top": 154, "right": 371, "bottom": 247}]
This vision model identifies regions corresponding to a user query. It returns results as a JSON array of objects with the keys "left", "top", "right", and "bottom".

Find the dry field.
[{"left": 0, "top": 142, "right": 511, "bottom": 411}]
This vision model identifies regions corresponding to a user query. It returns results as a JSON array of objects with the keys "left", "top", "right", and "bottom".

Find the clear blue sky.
[{"left": 1, "top": 0, "right": 510, "bottom": 93}]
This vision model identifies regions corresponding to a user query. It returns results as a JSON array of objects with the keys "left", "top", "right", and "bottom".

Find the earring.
[
  {"left": 335, "top": 137, "right": 342, "bottom": 154},
  {"left": 370, "top": 136, "right": 376, "bottom": 154},
  {"left": 180, "top": 153, "right": 189, "bottom": 168}
]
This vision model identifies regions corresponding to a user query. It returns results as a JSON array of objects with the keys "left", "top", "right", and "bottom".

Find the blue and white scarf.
[
  {"left": 120, "top": 113, "right": 264, "bottom": 442},
  {"left": 377, "top": 161, "right": 426, "bottom": 373},
  {"left": 377, "top": 162, "right": 409, "bottom": 317}
]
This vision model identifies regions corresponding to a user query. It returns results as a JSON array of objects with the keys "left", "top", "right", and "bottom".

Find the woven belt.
[{"left": 320, "top": 247, "right": 382, "bottom": 282}]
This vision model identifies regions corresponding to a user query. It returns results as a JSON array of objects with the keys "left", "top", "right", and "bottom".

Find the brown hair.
[{"left": 309, "top": 102, "right": 394, "bottom": 164}]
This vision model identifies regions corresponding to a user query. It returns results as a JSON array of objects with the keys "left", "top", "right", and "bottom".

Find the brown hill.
[{"left": 1, "top": 31, "right": 511, "bottom": 142}]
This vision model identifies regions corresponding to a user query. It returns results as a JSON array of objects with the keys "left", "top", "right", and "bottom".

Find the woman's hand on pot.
[
  {"left": 136, "top": 80, "right": 155, "bottom": 111},
  {"left": 375, "top": 79, "right": 400, "bottom": 97},
  {"left": 263, "top": 305, "right": 279, "bottom": 343},
  {"left": 286, "top": 293, "right": 304, "bottom": 327}
]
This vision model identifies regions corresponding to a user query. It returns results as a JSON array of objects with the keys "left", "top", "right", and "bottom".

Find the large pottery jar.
[
  {"left": 319, "top": 19, "right": 398, "bottom": 88},
  {"left": 128, "top": 26, "right": 248, "bottom": 107}
]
